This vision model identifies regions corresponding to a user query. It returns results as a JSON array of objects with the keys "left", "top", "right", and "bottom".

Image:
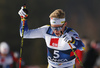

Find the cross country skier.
[{"left": 18, "top": 6, "right": 85, "bottom": 68}]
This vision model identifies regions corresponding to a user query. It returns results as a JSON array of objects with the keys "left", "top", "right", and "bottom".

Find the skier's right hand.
[{"left": 18, "top": 6, "right": 28, "bottom": 19}]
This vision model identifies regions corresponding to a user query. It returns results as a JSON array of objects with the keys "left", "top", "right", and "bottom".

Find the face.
[{"left": 51, "top": 22, "right": 67, "bottom": 36}]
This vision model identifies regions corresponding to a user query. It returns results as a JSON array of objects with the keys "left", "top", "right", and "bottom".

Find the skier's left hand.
[{"left": 62, "top": 33, "right": 72, "bottom": 43}]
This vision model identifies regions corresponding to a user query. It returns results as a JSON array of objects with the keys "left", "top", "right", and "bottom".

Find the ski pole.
[
  {"left": 61, "top": 31, "right": 84, "bottom": 67},
  {"left": 19, "top": 4, "right": 26, "bottom": 68},
  {"left": 68, "top": 43, "right": 84, "bottom": 67}
]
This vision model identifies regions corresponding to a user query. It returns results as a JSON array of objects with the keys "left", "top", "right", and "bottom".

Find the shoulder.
[
  {"left": 66, "top": 27, "right": 80, "bottom": 40},
  {"left": 39, "top": 25, "right": 50, "bottom": 29},
  {"left": 66, "top": 27, "right": 79, "bottom": 36},
  {"left": 38, "top": 25, "right": 51, "bottom": 34},
  {"left": 37, "top": 25, "right": 50, "bottom": 31}
]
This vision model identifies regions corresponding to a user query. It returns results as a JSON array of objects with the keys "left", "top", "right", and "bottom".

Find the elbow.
[{"left": 20, "top": 31, "right": 22, "bottom": 37}]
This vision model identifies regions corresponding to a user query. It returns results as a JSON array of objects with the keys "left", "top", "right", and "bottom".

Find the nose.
[{"left": 54, "top": 29, "right": 59, "bottom": 32}]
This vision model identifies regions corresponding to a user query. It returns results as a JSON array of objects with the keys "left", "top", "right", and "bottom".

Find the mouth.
[{"left": 55, "top": 33, "right": 60, "bottom": 36}]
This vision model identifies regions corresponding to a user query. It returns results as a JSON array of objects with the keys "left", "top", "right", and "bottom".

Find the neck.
[{"left": 61, "top": 27, "right": 66, "bottom": 34}]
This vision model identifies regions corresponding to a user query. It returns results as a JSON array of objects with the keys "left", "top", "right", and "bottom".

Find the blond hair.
[{"left": 49, "top": 9, "right": 65, "bottom": 18}]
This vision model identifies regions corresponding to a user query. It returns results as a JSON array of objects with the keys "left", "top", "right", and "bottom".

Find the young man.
[{"left": 18, "top": 6, "right": 85, "bottom": 68}]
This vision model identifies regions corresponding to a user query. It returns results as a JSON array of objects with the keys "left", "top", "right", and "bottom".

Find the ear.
[{"left": 64, "top": 22, "right": 67, "bottom": 26}]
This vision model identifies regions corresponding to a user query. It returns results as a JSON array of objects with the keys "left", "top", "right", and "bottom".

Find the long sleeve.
[
  {"left": 68, "top": 29, "right": 85, "bottom": 51},
  {"left": 20, "top": 19, "right": 49, "bottom": 39}
]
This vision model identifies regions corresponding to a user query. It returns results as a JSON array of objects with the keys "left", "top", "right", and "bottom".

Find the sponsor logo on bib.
[{"left": 50, "top": 38, "right": 59, "bottom": 47}]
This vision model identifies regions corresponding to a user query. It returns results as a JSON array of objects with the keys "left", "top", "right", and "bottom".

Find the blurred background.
[{"left": 0, "top": 0, "right": 100, "bottom": 68}]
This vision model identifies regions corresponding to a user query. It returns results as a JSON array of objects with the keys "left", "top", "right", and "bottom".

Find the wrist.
[
  {"left": 21, "top": 18, "right": 27, "bottom": 21},
  {"left": 70, "top": 37, "right": 75, "bottom": 44},
  {"left": 20, "top": 14, "right": 28, "bottom": 19}
]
